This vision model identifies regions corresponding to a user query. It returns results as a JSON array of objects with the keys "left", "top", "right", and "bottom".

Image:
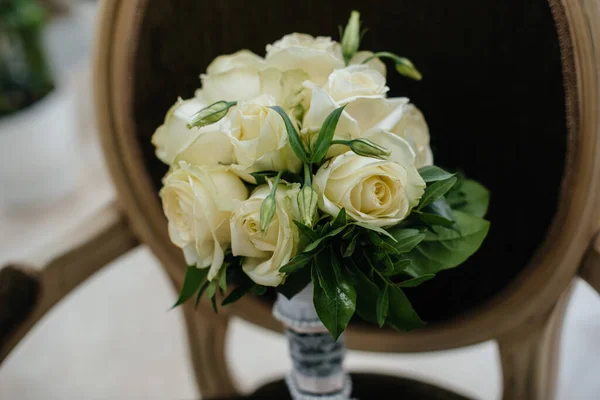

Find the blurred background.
[{"left": 0, "top": 1, "right": 599, "bottom": 399}]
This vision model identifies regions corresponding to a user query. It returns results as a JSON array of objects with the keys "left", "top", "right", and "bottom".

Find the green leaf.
[
  {"left": 218, "top": 266, "right": 228, "bottom": 294},
  {"left": 382, "top": 259, "right": 412, "bottom": 276},
  {"left": 280, "top": 252, "right": 315, "bottom": 274},
  {"left": 312, "top": 250, "right": 357, "bottom": 340},
  {"left": 397, "top": 274, "right": 435, "bottom": 288},
  {"left": 367, "top": 231, "right": 401, "bottom": 255},
  {"left": 252, "top": 285, "right": 267, "bottom": 296},
  {"left": 386, "top": 286, "right": 425, "bottom": 331},
  {"left": 418, "top": 166, "right": 456, "bottom": 183},
  {"left": 341, "top": 225, "right": 356, "bottom": 240},
  {"left": 270, "top": 106, "right": 309, "bottom": 163},
  {"left": 313, "top": 250, "right": 335, "bottom": 293},
  {"left": 333, "top": 208, "right": 347, "bottom": 229},
  {"left": 418, "top": 177, "right": 458, "bottom": 210},
  {"left": 346, "top": 259, "right": 380, "bottom": 324},
  {"left": 354, "top": 222, "right": 397, "bottom": 242},
  {"left": 342, "top": 233, "right": 359, "bottom": 258},
  {"left": 172, "top": 266, "right": 209, "bottom": 308},
  {"left": 194, "top": 280, "right": 210, "bottom": 309},
  {"left": 278, "top": 265, "right": 312, "bottom": 299},
  {"left": 416, "top": 212, "right": 454, "bottom": 227},
  {"left": 386, "top": 228, "right": 426, "bottom": 253},
  {"left": 211, "top": 294, "right": 218, "bottom": 313},
  {"left": 205, "top": 281, "right": 218, "bottom": 313},
  {"left": 417, "top": 198, "right": 455, "bottom": 227},
  {"left": 311, "top": 106, "right": 346, "bottom": 163},
  {"left": 376, "top": 285, "right": 389, "bottom": 328},
  {"left": 303, "top": 225, "right": 347, "bottom": 253},
  {"left": 380, "top": 253, "right": 395, "bottom": 274},
  {"left": 446, "top": 179, "right": 490, "bottom": 218},
  {"left": 294, "top": 220, "right": 319, "bottom": 241},
  {"left": 221, "top": 283, "right": 253, "bottom": 306},
  {"left": 401, "top": 211, "right": 490, "bottom": 277},
  {"left": 206, "top": 281, "right": 216, "bottom": 299}
]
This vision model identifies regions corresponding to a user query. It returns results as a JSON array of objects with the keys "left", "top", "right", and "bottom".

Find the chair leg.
[
  {"left": 181, "top": 302, "right": 239, "bottom": 398},
  {"left": 497, "top": 283, "right": 573, "bottom": 400}
]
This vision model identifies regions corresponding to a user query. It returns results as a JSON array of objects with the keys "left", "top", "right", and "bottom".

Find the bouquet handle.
[
  {"left": 580, "top": 232, "right": 600, "bottom": 295},
  {"left": 0, "top": 202, "right": 139, "bottom": 363}
]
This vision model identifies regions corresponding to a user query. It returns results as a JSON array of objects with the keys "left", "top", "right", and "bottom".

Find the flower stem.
[
  {"left": 303, "top": 163, "right": 312, "bottom": 186},
  {"left": 361, "top": 51, "right": 399, "bottom": 65}
]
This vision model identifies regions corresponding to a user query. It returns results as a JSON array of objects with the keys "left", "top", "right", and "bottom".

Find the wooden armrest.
[
  {"left": 0, "top": 202, "right": 139, "bottom": 363},
  {"left": 580, "top": 233, "right": 600, "bottom": 295}
]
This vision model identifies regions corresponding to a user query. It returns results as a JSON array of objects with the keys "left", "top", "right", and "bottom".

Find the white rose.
[
  {"left": 302, "top": 82, "right": 412, "bottom": 160},
  {"left": 198, "top": 50, "right": 266, "bottom": 104},
  {"left": 230, "top": 183, "right": 301, "bottom": 286},
  {"left": 324, "top": 65, "right": 388, "bottom": 103},
  {"left": 362, "top": 102, "right": 433, "bottom": 168},
  {"left": 161, "top": 162, "right": 248, "bottom": 280},
  {"left": 206, "top": 50, "right": 266, "bottom": 75},
  {"left": 265, "top": 33, "right": 344, "bottom": 85},
  {"left": 152, "top": 97, "right": 234, "bottom": 166},
  {"left": 314, "top": 152, "right": 425, "bottom": 227},
  {"left": 225, "top": 95, "right": 302, "bottom": 182},
  {"left": 302, "top": 82, "right": 406, "bottom": 139},
  {"left": 389, "top": 104, "right": 433, "bottom": 167},
  {"left": 259, "top": 68, "right": 310, "bottom": 117},
  {"left": 349, "top": 51, "right": 387, "bottom": 77}
]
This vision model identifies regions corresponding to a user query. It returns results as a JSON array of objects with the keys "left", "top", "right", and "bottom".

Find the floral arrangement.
[{"left": 153, "top": 11, "right": 490, "bottom": 339}]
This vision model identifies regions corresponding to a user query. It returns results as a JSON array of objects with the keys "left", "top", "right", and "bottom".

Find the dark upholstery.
[
  {"left": 209, "top": 373, "right": 470, "bottom": 399},
  {"left": 132, "top": 1, "right": 567, "bottom": 322}
]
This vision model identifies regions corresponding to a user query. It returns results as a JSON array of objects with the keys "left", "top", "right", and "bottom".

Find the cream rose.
[
  {"left": 265, "top": 33, "right": 344, "bottom": 85},
  {"left": 225, "top": 95, "right": 302, "bottom": 182},
  {"left": 314, "top": 152, "right": 425, "bottom": 227},
  {"left": 152, "top": 97, "right": 234, "bottom": 166},
  {"left": 361, "top": 101, "right": 433, "bottom": 168},
  {"left": 161, "top": 162, "right": 248, "bottom": 280},
  {"left": 389, "top": 104, "right": 433, "bottom": 167},
  {"left": 206, "top": 50, "right": 266, "bottom": 75},
  {"left": 302, "top": 82, "right": 412, "bottom": 159},
  {"left": 259, "top": 68, "right": 310, "bottom": 118},
  {"left": 230, "top": 183, "right": 301, "bottom": 286},
  {"left": 302, "top": 82, "right": 407, "bottom": 139},
  {"left": 198, "top": 50, "right": 266, "bottom": 104},
  {"left": 324, "top": 65, "right": 388, "bottom": 103},
  {"left": 349, "top": 51, "right": 387, "bottom": 77}
]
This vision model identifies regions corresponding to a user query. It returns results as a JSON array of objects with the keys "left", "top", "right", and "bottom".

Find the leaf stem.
[
  {"left": 363, "top": 249, "right": 392, "bottom": 287},
  {"left": 271, "top": 170, "right": 284, "bottom": 192},
  {"left": 361, "top": 51, "right": 399, "bottom": 65},
  {"left": 303, "top": 163, "right": 312, "bottom": 186},
  {"left": 362, "top": 52, "right": 422, "bottom": 81}
]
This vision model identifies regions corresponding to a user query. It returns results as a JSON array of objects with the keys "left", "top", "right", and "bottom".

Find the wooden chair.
[{"left": 2, "top": 0, "right": 600, "bottom": 398}]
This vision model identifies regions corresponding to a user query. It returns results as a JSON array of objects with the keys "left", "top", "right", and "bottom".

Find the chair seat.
[{"left": 210, "top": 373, "right": 471, "bottom": 399}]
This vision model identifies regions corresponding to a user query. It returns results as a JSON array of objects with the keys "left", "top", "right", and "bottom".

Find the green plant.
[{"left": 0, "top": 0, "right": 54, "bottom": 117}]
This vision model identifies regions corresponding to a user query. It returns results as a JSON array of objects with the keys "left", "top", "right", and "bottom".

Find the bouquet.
[{"left": 153, "top": 11, "right": 490, "bottom": 340}]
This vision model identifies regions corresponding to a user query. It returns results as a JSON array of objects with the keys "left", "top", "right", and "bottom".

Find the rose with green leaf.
[{"left": 152, "top": 10, "right": 490, "bottom": 340}]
